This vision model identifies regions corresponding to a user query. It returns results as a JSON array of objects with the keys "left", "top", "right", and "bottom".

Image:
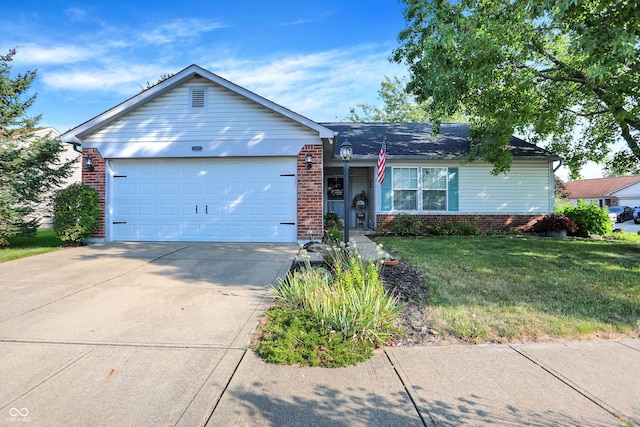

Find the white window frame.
[
  {"left": 391, "top": 166, "right": 449, "bottom": 212},
  {"left": 392, "top": 167, "right": 418, "bottom": 211},
  {"left": 422, "top": 167, "right": 448, "bottom": 211}
]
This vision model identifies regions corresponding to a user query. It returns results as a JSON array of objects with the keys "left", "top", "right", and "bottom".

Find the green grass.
[
  {"left": 0, "top": 228, "right": 63, "bottom": 263},
  {"left": 377, "top": 236, "right": 640, "bottom": 344}
]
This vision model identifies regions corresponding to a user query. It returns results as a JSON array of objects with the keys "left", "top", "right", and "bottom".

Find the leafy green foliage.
[
  {"left": 346, "top": 76, "right": 431, "bottom": 122},
  {"left": 53, "top": 184, "right": 101, "bottom": 245},
  {"left": 393, "top": 0, "right": 640, "bottom": 177},
  {"left": 323, "top": 227, "right": 343, "bottom": 245},
  {"left": 392, "top": 213, "right": 422, "bottom": 236},
  {"left": 424, "top": 220, "right": 480, "bottom": 236},
  {"left": 559, "top": 200, "right": 612, "bottom": 237},
  {"left": 324, "top": 211, "right": 342, "bottom": 230},
  {"left": 254, "top": 307, "right": 373, "bottom": 368},
  {"left": 323, "top": 212, "right": 345, "bottom": 244},
  {"left": 0, "top": 49, "right": 75, "bottom": 246}
]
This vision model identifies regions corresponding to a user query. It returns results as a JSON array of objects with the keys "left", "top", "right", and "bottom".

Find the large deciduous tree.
[
  {"left": 392, "top": 0, "right": 640, "bottom": 177},
  {"left": 0, "top": 49, "right": 74, "bottom": 246}
]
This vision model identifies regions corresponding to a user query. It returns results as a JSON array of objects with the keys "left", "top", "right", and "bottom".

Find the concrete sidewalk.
[{"left": 208, "top": 340, "right": 640, "bottom": 426}]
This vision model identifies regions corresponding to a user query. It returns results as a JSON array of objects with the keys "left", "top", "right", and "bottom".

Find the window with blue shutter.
[{"left": 380, "top": 166, "right": 459, "bottom": 212}]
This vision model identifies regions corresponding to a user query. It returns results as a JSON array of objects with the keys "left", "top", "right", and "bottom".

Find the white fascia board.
[{"left": 60, "top": 64, "right": 336, "bottom": 143}]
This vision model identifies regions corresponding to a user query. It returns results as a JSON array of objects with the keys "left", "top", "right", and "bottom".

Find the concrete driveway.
[{"left": 0, "top": 242, "right": 297, "bottom": 426}]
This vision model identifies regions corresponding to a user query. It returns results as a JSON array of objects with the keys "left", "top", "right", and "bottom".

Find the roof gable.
[
  {"left": 321, "top": 122, "right": 559, "bottom": 160},
  {"left": 60, "top": 64, "right": 335, "bottom": 143},
  {"left": 566, "top": 175, "right": 640, "bottom": 198}
]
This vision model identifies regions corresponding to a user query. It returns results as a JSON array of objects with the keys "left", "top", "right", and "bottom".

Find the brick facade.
[
  {"left": 297, "top": 144, "right": 323, "bottom": 241},
  {"left": 82, "top": 148, "right": 106, "bottom": 239},
  {"left": 376, "top": 213, "right": 546, "bottom": 232}
]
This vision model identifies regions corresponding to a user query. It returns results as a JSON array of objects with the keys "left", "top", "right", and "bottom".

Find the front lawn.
[
  {"left": 377, "top": 236, "right": 640, "bottom": 344},
  {"left": 0, "top": 228, "right": 63, "bottom": 263}
]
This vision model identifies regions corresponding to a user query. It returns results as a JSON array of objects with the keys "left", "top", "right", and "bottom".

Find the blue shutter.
[
  {"left": 380, "top": 167, "right": 392, "bottom": 211},
  {"left": 448, "top": 167, "right": 459, "bottom": 211}
]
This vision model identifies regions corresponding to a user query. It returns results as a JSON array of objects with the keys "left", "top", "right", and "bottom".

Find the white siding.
[
  {"left": 459, "top": 161, "right": 553, "bottom": 213},
  {"left": 83, "top": 80, "right": 320, "bottom": 158},
  {"left": 612, "top": 182, "right": 640, "bottom": 208}
]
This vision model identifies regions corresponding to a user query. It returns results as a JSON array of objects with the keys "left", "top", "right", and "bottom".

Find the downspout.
[
  {"left": 71, "top": 142, "right": 82, "bottom": 154},
  {"left": 553, "top": 160, "right": 563, "bottom": 173}
]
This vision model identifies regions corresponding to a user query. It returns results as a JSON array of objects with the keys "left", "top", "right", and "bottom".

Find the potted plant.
[{"left": 532, "top": 213, "right": 578, "bottom": 237}]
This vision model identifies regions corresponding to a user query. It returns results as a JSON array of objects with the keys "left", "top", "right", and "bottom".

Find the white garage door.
[{"left": 109, "top": 158, "right": 297, "bottom": 242}]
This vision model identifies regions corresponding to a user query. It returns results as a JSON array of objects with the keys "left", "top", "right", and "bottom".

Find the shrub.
[
  {"left": 392, "top": 213, "right": 422, "bottom": 236},
  {"left": 559, "top": 200, "right": 611, "bottom": 237},
  {"left": 424, "top": 220, "right": 480, "bottom": 236},
  {"left": 323, "top": 226, "right": 343, "bottom": 245},
  {"left": 254, "top": 307, "right": 373, "bottom": 367},
  {"left": 324, "top": 211, "right": 343, "bottom": 230},
  {"left": 531, "top": 213, "right": 578, "bottom": 234},
  {"left": 53, "top": 184, "right": 101, "bottom": 245}
]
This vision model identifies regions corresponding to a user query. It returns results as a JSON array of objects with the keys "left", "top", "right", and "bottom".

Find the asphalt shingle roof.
[
  {"left": 320, "top": 122, "right": 559, "bottom": 160},
  {"left": 566, "top": 176, "right": 640, "bottom": 198}
]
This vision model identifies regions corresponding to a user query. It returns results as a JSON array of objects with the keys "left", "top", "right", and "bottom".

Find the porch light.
[
  {"left": 339, "top": 140, "right": 352, "bottom": 161},
  {"left": 340, "top": 140, "right": 352, "bottom": 245},
  {"left": 85, "top": 154, "right": 95, "bottom": 172},
  {"left": 305, "top": 152, "right": 313, "bottom": 169}
]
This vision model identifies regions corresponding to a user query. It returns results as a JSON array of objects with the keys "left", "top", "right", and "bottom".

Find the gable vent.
[{"left": 190, "top": 87, "right": 206, "bottom": 109}]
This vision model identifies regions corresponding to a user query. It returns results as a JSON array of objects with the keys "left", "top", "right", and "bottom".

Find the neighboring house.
[
  {"left": 565, "top": 176, "right": 640, "bottom": 208},
  {"left": 59, "top": 64, "right": 559, "bottom": 243}
]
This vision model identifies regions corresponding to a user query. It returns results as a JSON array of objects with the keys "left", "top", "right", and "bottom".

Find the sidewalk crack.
[
  {"left": 509, "top": 345, "right": 631, "bottom": 426},
  {"left": 383, "top": 348, "right": 432, "bottom": 427}
]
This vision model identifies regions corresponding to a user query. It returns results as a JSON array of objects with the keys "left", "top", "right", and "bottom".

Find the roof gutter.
[{"left": 553, "top": 160, "right": 563, "bottom": 173}]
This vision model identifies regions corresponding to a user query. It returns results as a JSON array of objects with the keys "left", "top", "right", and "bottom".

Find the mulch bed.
[{"left": 380, "top": 261, "right": 450, "bottom": 346}]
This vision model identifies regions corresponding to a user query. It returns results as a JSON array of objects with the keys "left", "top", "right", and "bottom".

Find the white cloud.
[
  {"left": 140, "top": 19, "right": 226, "bottom": 45},
  {"left": 41, "top": 64, "right": 168, "bottom": 95},
  {"left": 16, "top": 43, "right": 99, "bottom": 65},
  {"left": 207, "top": 45, "right": 403, "bottom": 121}
]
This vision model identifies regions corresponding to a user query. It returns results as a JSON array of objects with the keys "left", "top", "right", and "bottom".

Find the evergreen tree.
[{"left": 0, "top": 49, "right": 74, "bottom": 246}]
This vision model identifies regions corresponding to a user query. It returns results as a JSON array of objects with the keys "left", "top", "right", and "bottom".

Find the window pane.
[
  {"left": 423, "top": 168, "right": 447, "bottom": 190},
  {"left": 423, "top": 190, "right": 446, "bottom": 210},
  {"left": 394, "top": 190, "right": 417, "bottom": 210},
  {"left": 394, "top": 168, "right": 417, "bottom": 189}
]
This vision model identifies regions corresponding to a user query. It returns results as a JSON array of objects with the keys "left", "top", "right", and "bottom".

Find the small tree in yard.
[
  {"left": 0, "top": 49, "right": 74, "bottom": 246},
  {"left": 53, "top": 184, "right": 101, "bottom": 245}
]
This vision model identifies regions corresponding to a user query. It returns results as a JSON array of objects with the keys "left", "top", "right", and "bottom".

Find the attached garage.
[
  {"left": 109, "top": 158, "right": 297, "bottom": 242},
  {"left": 60, "top": 65, "right": 333, "bottom": 243}
]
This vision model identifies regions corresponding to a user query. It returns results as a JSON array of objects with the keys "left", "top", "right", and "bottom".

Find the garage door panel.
[{"left": 110, "top": 158, "right": 297, "bottom": 242}]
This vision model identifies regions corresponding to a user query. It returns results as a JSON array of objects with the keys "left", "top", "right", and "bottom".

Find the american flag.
[{"left": 377, "top": 135, "right": 387, "bottom": 184}]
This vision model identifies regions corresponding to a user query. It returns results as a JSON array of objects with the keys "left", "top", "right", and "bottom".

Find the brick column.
[
  {"left": 297, "top": 145, "right": 323, "bottom": 241},
  {"left": 82, "top": 148, "right": 106, "bottom": 239}
]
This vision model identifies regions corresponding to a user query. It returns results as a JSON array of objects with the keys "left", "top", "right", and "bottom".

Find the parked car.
[
  {"left": 634, "top": 206, "right": 640, "bottom": 224},
  {"left": 607, "top": 206, "right": 634, "bottom": 223}
]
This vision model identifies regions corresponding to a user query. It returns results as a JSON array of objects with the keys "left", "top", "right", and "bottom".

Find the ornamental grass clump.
[
  {"left": 531, "top": 213, "right": 578, "bottom": 234},
  {"left": 270, "top": 243, "right": 403, "bottom": 353}
]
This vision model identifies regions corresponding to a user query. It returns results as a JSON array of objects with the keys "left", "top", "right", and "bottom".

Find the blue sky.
[{"left": 2, "top": 0, "right": 406, "bottom": 133}]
